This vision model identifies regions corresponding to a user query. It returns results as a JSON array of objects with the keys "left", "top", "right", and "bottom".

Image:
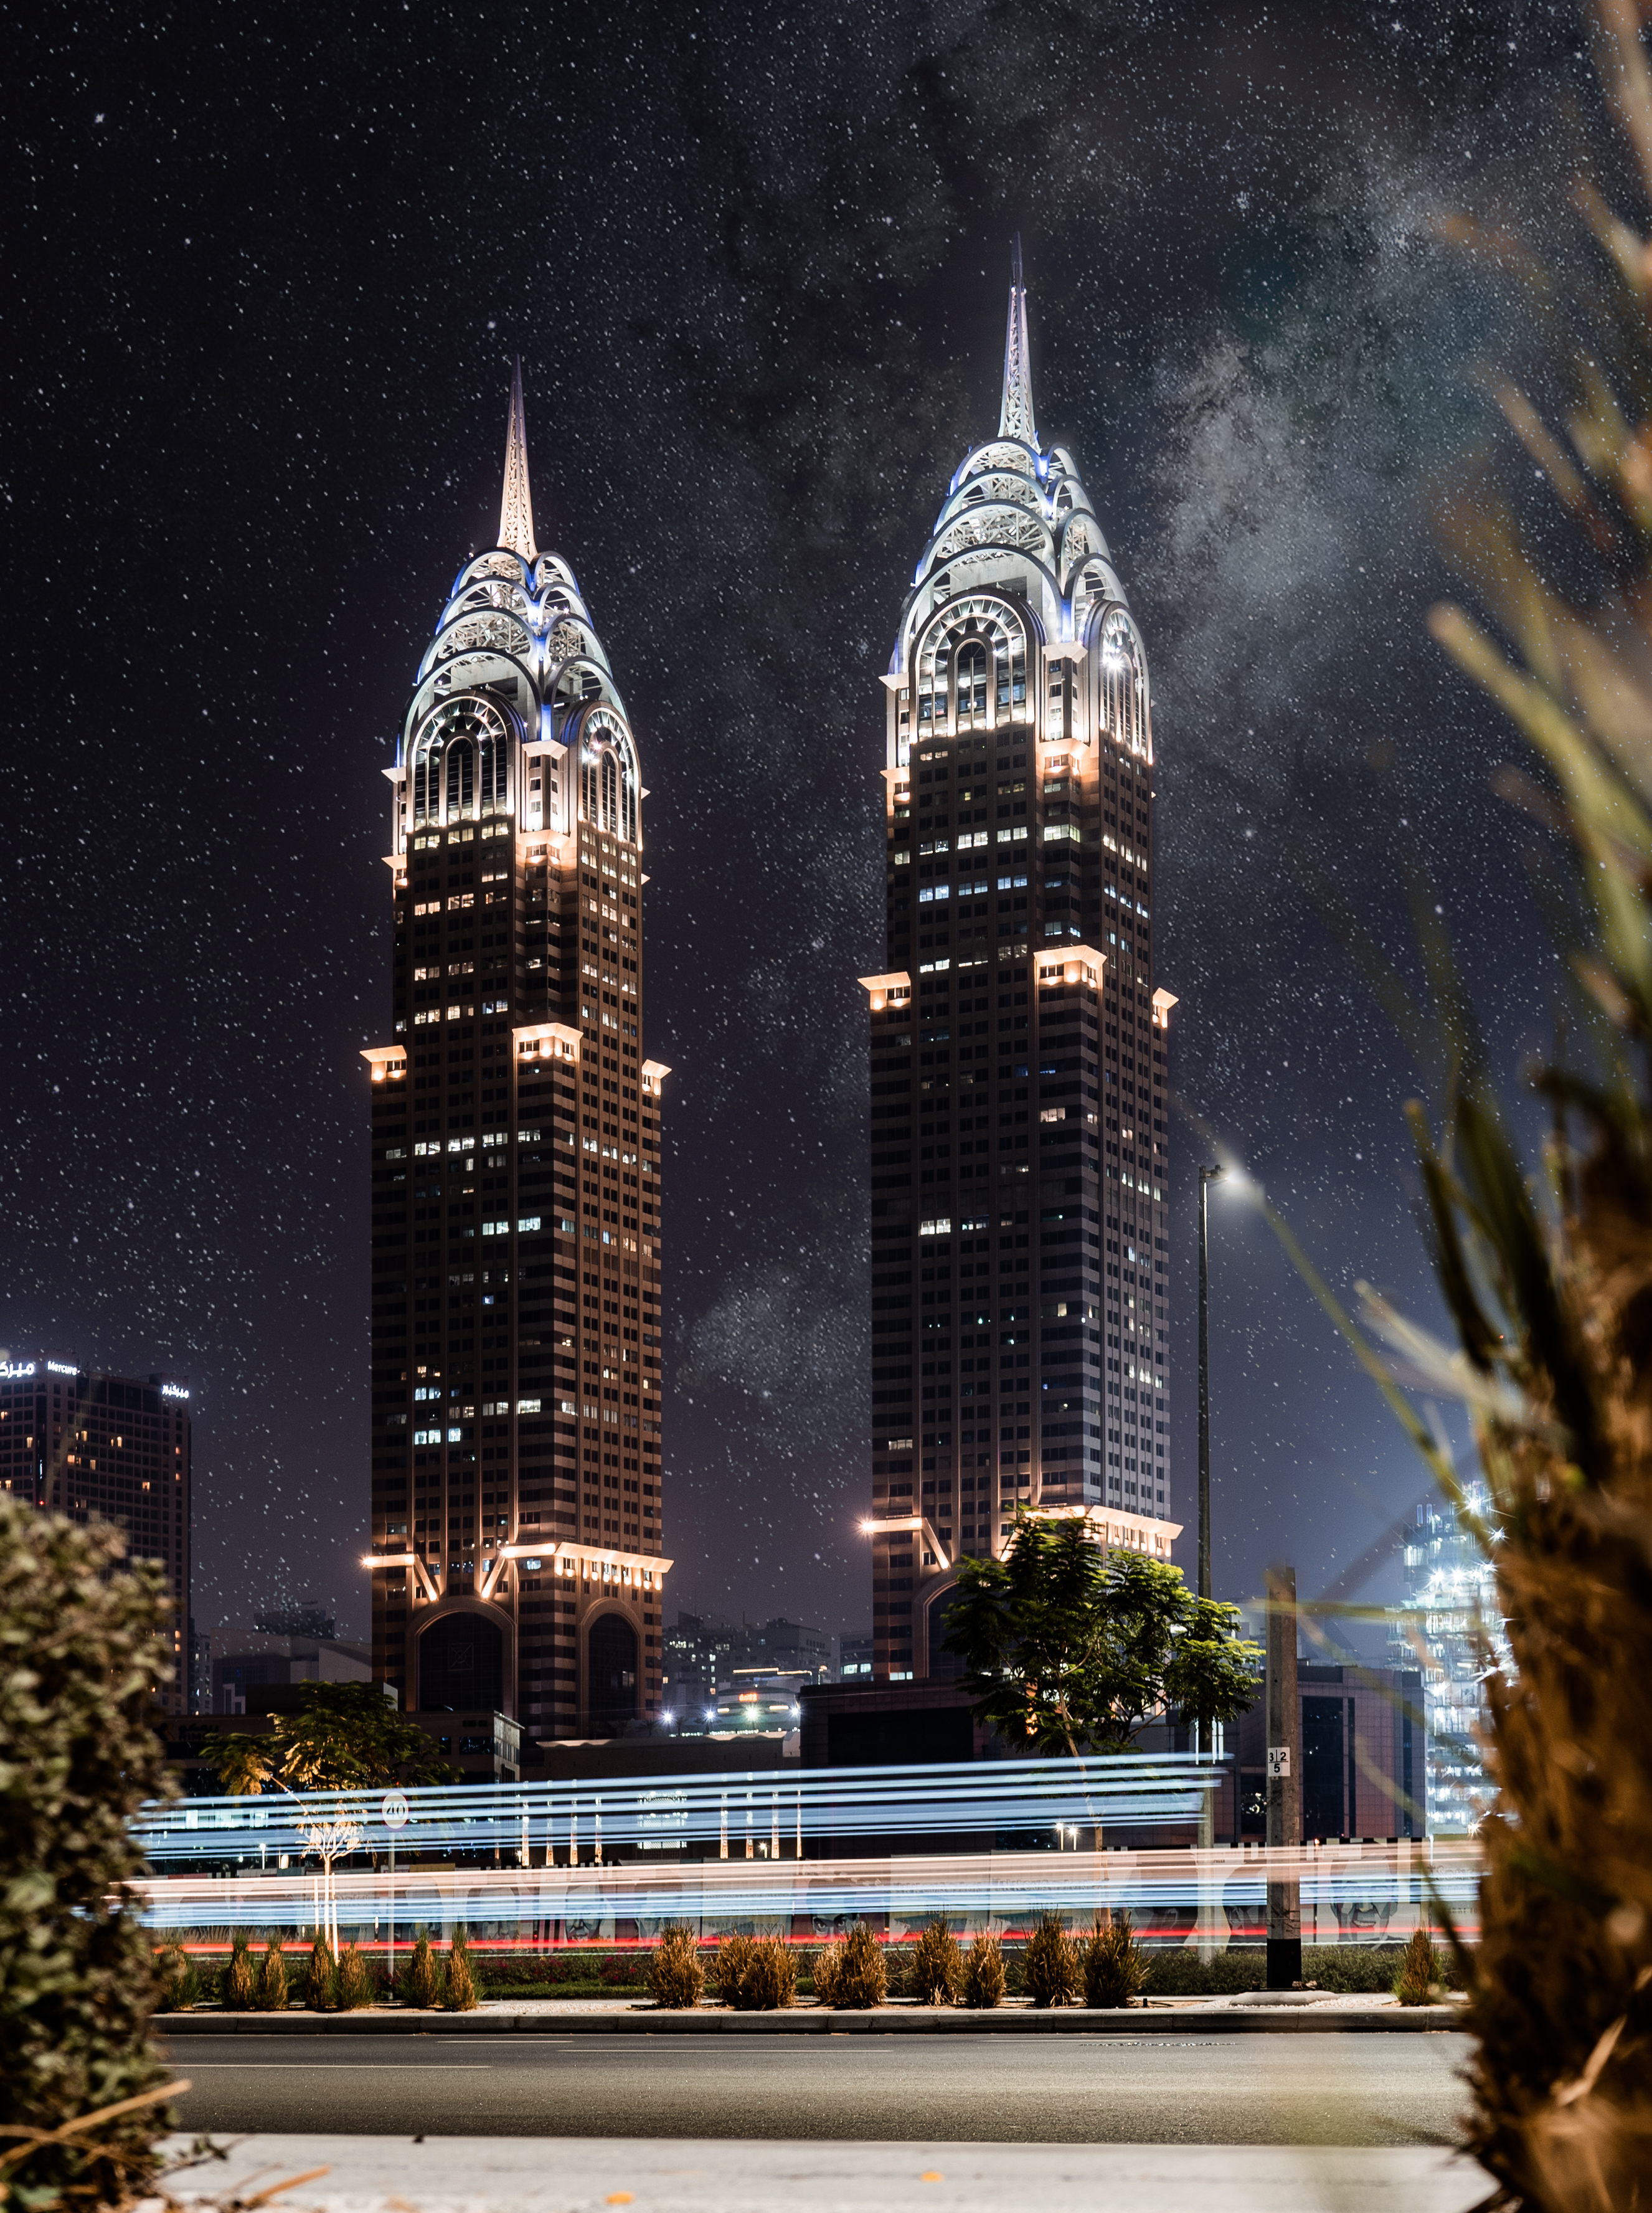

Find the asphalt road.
[{"left": 158, "top": 2031, "right": 1473, "bottom": 2144}]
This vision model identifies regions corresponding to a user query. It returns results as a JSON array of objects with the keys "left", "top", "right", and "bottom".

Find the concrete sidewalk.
[
  {"left": 153, "top": 2134, "right": 1492, "bottom": 2212},
  {"left": 159, "top": 1994, "right": 1463, "bottom": 2035}
]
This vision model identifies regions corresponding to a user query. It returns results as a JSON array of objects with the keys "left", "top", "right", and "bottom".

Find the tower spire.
[
  {"left": 998, "top": 235, "right": 1039, "bottom": 448},
  {"left": 499, "top": 357, "right": 537, "bottom": 561}
]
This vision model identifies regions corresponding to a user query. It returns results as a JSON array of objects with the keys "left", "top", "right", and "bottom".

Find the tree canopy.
[
  {"left": 205, "top": 1680, "right": 457, "bottom": 1794},
  {"left": 942, "top": 1514, "right": 1262, "bottom": 1758}
]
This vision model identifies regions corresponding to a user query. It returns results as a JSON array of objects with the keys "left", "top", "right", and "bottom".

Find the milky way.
[{"left": 4, "top": 2, "right": 1608, "bottom": 1649}]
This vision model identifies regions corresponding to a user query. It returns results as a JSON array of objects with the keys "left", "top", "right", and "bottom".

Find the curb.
[{"left": 156, "top": 2004, "right": 1465, "bottom": 2037}]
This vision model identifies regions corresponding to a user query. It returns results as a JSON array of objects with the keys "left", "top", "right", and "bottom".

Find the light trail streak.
[
  {"left": 135, "top": 1838, "right": 1483, "bottom": 1948},
  {"left": 136, "top": 1755, "right": 1219, "bottom": 1865}
]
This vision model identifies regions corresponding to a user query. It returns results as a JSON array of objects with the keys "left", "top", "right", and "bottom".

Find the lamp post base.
[{"left": 1266, "top": 1935, "right": 1303, "bottom": 1989}]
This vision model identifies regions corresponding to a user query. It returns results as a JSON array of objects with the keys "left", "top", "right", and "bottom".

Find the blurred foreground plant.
[
  {"left": 1301, "top": 6, "right": 1652, "bottom": 2200},
  {"left": 0, "top": 1494, "right": 174, "bottom": 2207}
]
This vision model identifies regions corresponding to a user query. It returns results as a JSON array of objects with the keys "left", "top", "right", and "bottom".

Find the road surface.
[{"left": 159, "top": 2029, "right": 1472, "bottom": 2144}]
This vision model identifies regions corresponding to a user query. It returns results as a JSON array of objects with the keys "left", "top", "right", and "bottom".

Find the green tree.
[
  {"left": 205, "top": 1679, "right": 456, "bottom": 1794},
  {"left": 0, "top": 1494, "right": 176, "bottom": 2207},
  {"left": 943, "top": 1514, "right": 1260, "bottom": 1760}
]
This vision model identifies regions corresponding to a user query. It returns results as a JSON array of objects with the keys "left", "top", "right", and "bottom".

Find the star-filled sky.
[{"left": 4, "top": 1, "right": 1609, "bottom": 1654}]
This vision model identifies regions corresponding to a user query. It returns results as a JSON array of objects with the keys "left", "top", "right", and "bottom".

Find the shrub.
[
  {"left": 154, "top": 1941, "right": 200, "bottom": 2014},
  {"left": 400, "top": 1933, "right": 444, "bottom": 2009},
  {"left": 710, "top": 1933, "right": 755, "bottom": 2008},
  {"left": 810, "top": 1940, "right": 844, "bottom": 2007},
  {"left": 1021, "top": 1914, "right": 1082, "bottom": 2008},
  {"left": 833, "top": 1923, "right": 888, "bottom": 2010},
  {"left": 961, "top": 1932, "right": 1006, "bottom": 2009},
  {"left": 337, "top": 1942, "right": 375, "bottom": 2010},
  {"left": 909, "top": 1917, "right": 961, "bottom": 2006},
  {"left": 255, "top": 1937, "right": 290, "bottom": 2011},
  {"left": 740, "top": 1935, "right": 796, "bottom": 2011},
  {"left": 0, "top": 1497, "right": 174, "bottom": 2209},
  {"left": 1083, "top": 1917, "right": 1147, "bottom": 2009},
  {"left": 220, "top": 1932, "right": 258, "bottom": 2011},
  {"left": 599, "top": 1954, "right": 649, "bottom": 1987},
  {"left": 445, "top": 1931, "right": 479, "bottom": 2012},
  {"left": 1308, "top": 1945, "right": 1424, "bottom": 1995},
  {"left": 649, "top": 1925, "right": 704, "bottom": 2010},
  {"left": 304, "top": 1935, "right": 340, "bottom": 2011},
  {"left": 1394, "top": 1928, "right": 1445, "bottom": 2008},
  {"left": 1139, "top": 1947, "right": 1263, "bottom": 1997}
]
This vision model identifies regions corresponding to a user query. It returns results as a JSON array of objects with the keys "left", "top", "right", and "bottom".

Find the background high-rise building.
[
  {"left": 864, "top": 249, "right": 1178, "bottom": 1680},
  {"left": 0, "top": 1353, "right": 192, "bottom": 1712},
  {"left": 365, "top": 366, "right": 669, "bottom": 1739},
  {"left": 1391, "top": 1484, "right": 1503, "bottom": 1832}
]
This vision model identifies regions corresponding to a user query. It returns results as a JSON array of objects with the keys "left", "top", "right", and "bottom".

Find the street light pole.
[
  {"left": 1197, "top": 1163, "right": 1223, "bottom": 1603},
  {"left": 1196, "top": 1163, "right": 1224, "bottom": 1959}
]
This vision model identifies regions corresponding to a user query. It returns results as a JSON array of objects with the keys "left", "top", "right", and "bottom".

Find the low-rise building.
[{"left": 209, "top": 1626, "right": 374, "bottom": 1714}]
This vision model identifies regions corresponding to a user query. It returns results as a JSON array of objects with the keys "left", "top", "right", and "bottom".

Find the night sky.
[{"left": 4, "top": 2, "right": 1603, "bottom": 1657}]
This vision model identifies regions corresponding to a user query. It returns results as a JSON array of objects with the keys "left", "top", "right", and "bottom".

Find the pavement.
[
  {"left": 156, "top": 2026, "right": 1474, "bottom": 2143},
  {"left": 153, "top": 2135, "right": 1494, "bottom": 2213}
]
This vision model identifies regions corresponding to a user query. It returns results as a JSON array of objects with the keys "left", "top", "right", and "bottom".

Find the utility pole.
[{"left": 1265, "top": 1561, "right": 1303, "bottom": 1989}]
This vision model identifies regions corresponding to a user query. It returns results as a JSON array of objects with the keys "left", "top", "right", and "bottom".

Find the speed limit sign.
[{"left": 380, "top": 1789, "right": 411, "bottom": 1829}]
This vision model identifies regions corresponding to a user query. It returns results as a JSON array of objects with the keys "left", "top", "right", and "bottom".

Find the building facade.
[
  {"left": 0, "top": 1353, "right": 192, "bottom": 1712},
  {"left": 364, "top": 366, "right": 670, "bottom": 1739},
  {"left": 1233, "top": 1661, "right": 1425, "bottom": 1841},
  {"left": 864, "top": 250, "right": 1178, "bottom": 1679}
]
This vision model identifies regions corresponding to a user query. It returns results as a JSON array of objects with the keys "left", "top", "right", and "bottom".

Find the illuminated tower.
[
  {"left": 864, "top": 247, "right": 1179, "bottom": 1681},
  {"left": 0, "top": 1355, "right": 192, "bottom": 1712},
  {"left": 364, "top": 364, "right": 670, "bottom": 1741}
]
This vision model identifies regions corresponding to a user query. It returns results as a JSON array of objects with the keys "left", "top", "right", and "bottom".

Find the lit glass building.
[
  {"left": 1391, "top": 1483, "right": 1503, "bottom": 1832},
  {"left": 0, "top": 1353, "right": 192, "bottom": 1712},
  {"left": 865, "top": 250, "right": 1179, "bottom": 1679},
  {"left": 364, "top": 367, "right": 670, "bottom": 1738}
]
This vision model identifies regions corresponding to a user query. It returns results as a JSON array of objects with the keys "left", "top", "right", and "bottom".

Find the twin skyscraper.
[{"left": 366, "top": 255, "right": 1176, "bottom": 1732}]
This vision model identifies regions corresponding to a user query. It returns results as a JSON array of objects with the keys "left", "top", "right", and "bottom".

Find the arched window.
[
  {"left": 956, "top": 643, "right": 988, "bottom": 729},
  {"left": 408, "top": 694, "right": 510, "bottom": 827},
  {"left": 926, "top": 1585, "right": 968, "bottom": 1682},
  {"left": 1098, "top": 610, "right": 1151, "bottom": 759},
  {"left": 445, "top": 739, "right": 474, "bottom": 821},
  {"left": 412, "top": 744, "right": 435, "bottom": 826},
  {"left": 588, "top": 1613, "right": 638, "bottom": 1730},
  {"left": 575, "top": 708, "right": 642, "bottom": 849},
  {"left": 415, "top": 1614, "right": 503, "bottom": 1712},
  {"left": 916, "top": 598, "right": 1030, "bottom": 736},
  {"left": 479, "top": 728, "right": 506, "bottom": 815}
]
